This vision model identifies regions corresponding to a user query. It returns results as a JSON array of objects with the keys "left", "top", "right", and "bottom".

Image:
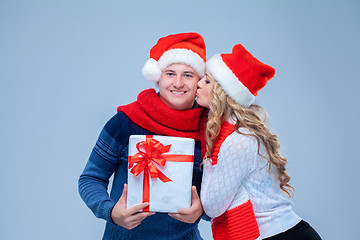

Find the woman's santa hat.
[
  {"left": 142, "top": 32, "right": 206, "bottom": 82},
  {"left": 206, "top": 44, "right": 275, "bottom": 108}
]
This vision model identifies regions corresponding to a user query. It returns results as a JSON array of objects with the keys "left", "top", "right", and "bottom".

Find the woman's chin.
[{"left": 197, "top": 100, "right": 209, "bottom": 108}]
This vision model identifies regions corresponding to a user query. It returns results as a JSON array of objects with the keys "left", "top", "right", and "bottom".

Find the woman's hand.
[
  {"left": 168, "top": 186, "right": 204, "bottom": 223},
  {"left": 111, "top": 184, "right": 155, "bottom": 229}
]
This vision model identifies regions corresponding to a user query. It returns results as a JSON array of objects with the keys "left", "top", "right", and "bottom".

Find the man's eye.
[
  {"left": 184, "top": 74, "right": 193, "bottom": 78},
  {"left": 167, "top": 72, "right": 174, "bottom": 76},
  {"left": 205, "top": 80, "right": 210, "bottom": 84}
]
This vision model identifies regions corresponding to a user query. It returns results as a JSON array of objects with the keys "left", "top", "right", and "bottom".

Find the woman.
[
  {"left": 79, "top": 32, "right": 207, "bottom": 240},
  {"left": 198, "top": 44, "right": 322, "bottom": 240}
]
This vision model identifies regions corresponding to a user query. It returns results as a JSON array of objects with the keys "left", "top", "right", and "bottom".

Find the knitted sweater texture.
[
  {"left": 201, "top": 120, "right": 301, "bottom": 239},
  {"left": 78, "top": 89, "right": 205, "bottom": 240}
]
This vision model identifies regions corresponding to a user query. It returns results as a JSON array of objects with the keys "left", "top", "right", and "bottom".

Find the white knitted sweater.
[{"left": 201, "top": 122, "right": 301, "bottom": 239}]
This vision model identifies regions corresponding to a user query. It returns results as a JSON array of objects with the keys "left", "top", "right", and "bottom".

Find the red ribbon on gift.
[{"left": 128, "top": 135, "right": 194, "bottom": 212}]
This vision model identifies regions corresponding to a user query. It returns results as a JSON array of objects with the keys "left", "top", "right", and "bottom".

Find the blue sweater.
[{"left": 78, "top": 111, "right": 204, "bottom": 239}]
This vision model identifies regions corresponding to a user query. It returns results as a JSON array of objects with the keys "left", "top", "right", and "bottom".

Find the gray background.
[{"left": 1, "top": 0, "right": 359, "bottom": 239}]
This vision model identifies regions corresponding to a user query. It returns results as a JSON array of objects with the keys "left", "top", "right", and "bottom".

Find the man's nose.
[{"left": 173, "top": 76, "right": 184, "bottom": 88}]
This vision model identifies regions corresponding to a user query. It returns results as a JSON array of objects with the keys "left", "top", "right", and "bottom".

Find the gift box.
[{"left": 127, "top": 135, "right": 195, "bottom": 213}]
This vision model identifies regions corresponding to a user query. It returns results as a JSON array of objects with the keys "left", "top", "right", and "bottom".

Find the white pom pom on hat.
[{"left": 141, "top": 58, "right": 162, "bottom": 82}]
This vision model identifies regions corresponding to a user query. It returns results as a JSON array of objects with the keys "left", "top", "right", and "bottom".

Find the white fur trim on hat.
[
  {"left": 158, "top": 49, "right": 205, "bottom": 78},
  {"left": 141, "top": 58, "right": 162, "bottom": 82},
  {"left": 206, "top": 54, "right": 255, "bottom": 108}
]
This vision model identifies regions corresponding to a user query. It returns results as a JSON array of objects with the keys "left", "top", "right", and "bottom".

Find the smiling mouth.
[{"left": 170, "top": 90, "right": 186, "bottom": 95}]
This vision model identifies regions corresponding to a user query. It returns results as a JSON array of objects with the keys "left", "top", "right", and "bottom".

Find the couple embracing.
[{"left": 79, "top": 32, "right": 321, "bottom": 240}]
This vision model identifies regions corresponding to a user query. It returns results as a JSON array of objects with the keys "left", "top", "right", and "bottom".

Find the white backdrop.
[{"left": 1, "top": 1, "right": 359, "bottom": 239}]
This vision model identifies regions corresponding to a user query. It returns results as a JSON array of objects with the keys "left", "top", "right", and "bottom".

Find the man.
[{"left": 79, "top": 32, "right": 207, "bottom": 239}]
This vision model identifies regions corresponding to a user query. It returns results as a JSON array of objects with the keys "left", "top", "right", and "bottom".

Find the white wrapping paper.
[{"left": 127, "top": 135, "right": 195, "bottom": 213}]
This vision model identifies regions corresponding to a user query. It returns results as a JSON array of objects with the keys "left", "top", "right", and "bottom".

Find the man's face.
[{"left": 158, "top": 63, "right": 199, "bottom": 110}]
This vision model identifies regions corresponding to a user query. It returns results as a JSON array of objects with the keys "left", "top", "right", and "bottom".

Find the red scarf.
[
  {"left": 117, "top": 89, "right": 205, "bottom": 141},
  {"left": 200, "top": 121, "right": 236, "bottom": 163},
  {"left": 211, "top": 122, "right": 236, "bottom": 165},
  {"left": 199, "top": 109, "right": 208, "bottom": 159}
]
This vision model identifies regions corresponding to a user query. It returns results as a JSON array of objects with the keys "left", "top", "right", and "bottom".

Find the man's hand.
[
  {"left": 111, "top": 184, "right": 155, "bottom": 229},
  {"left": 168, "top": 186, "right": 204, "bottom": 223}
]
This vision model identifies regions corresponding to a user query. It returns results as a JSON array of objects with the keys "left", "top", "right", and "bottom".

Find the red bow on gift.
[
  {"left": 129, "top": 135, "right": 173, "bottom": 183},
  {"left": 128, "top": 135, "right": 194, "bottom": 212}
]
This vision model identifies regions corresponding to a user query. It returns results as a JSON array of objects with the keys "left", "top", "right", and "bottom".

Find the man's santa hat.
[
  {"left": 142, "top": 32, "right": 206, "bottom": 82},
  {"left": 206, "top": 44, "right": 276, "bottom": 108}
]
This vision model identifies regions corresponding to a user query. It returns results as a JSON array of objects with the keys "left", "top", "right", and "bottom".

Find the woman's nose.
[{"left": 197, "top": 78, "right": 204, "bottom": 88}]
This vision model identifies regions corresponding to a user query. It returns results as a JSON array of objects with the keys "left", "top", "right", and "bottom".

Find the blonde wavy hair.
[{"left": 204, "top": 79, "right": 294, "bottom": 197}]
